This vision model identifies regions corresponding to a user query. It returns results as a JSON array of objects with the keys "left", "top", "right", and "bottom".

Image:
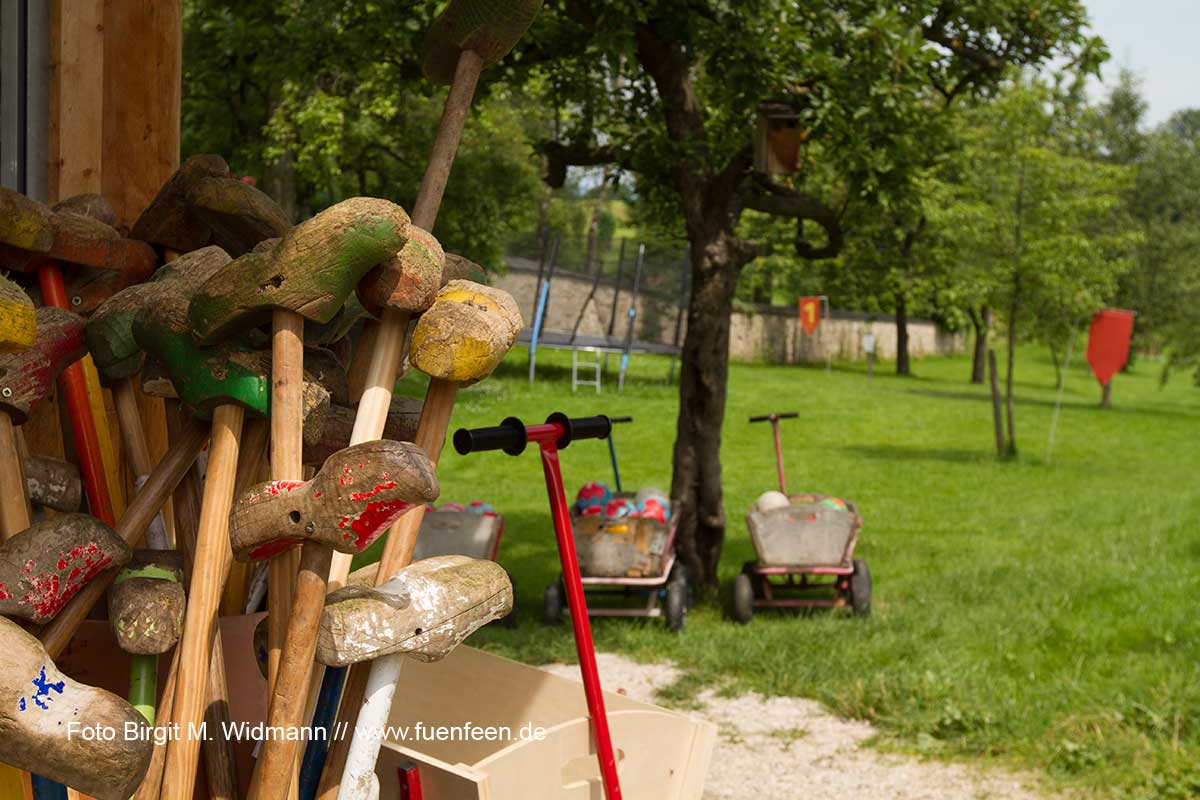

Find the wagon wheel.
[
  {"left": 849, "top": 558, "right": 872, "bottom": 618},
  {"left": 664, "top": 565, "right": 688, "bottom": 632},
  {"left": 500, "top": 569, "right": 519, "bottom": 628},
  {"left": 542, "top": 576, "right": 565, "bottom": 625},
  {"left": 732, "top": 572, "right": 755, "bottom": 624}
]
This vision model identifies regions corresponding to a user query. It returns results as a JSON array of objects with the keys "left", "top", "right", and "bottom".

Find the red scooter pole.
[
  {"left": 455, "top": 413, "right": 623, "bottom": 800},
  {"left": 749, "top": 412, "right": 799, "bottom": 496}
]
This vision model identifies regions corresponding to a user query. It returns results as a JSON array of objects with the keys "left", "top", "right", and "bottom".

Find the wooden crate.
[{"left": 377, "top": 646, "right": 715, "bottom": 800}]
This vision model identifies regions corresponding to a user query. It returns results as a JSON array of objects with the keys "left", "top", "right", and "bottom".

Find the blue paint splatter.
[{"left": 18, "top": 665, "right": 65, "bottom": 712}]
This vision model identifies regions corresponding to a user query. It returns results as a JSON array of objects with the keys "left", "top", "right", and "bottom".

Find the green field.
[{"left": 372, "top": 345, "right": 1199, "bottom": 799}]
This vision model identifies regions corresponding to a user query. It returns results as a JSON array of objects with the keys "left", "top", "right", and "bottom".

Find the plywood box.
[{"left": 378, "top": 646, "right": 716, "bottom": 799}]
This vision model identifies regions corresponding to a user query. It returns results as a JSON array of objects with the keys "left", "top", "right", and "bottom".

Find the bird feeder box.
[{"left": 754, "top": 101, "right": 802, "bottom": 175}]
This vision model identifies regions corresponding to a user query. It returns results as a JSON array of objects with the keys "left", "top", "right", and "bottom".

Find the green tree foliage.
[
  {"left": 181, "top": 0, "right": 543, "bottom": 267},
  {"left": 931, "top": 79, "right": 1137, "bottom": 453}
]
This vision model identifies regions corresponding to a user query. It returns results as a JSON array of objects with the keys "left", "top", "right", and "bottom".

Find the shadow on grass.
[
  {"left": 839, "top": 443, "right": 988, "bottom": 464},
  {"left": 900, "top": 385, "right": 1200, "bottom": 420}
]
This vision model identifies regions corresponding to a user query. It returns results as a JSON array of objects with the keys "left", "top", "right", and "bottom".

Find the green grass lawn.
[{"left": 372, "top": 344, "right": 1200, "bottom": 799}]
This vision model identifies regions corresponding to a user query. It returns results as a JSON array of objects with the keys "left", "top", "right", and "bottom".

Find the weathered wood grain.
[
  {"left": 229, "top": 440, "right": 439, "bottom": 561},
  {"left": 23, "top": 455, "right": 82, "bottom": 512},
  {"left": 0, "top": 616, "right": 153, "bottom": 800},
  {"left": 188, "top": 197, "right": 411, "bottom": 342},
  {"left": 408, "top": 280, "right": 522, "bottom": 385},
  {"left": 107, "top": 549, "right": 185, "bottom": 655},
  {"left": 441, "top": 251, "right": 487, "bottom": 285},
  {"left": 0, "top": 514, "right": 131, "bottom": 624},
  {"left": 88, "top": 254, "right": 227, "bottom": 384},
  {"left": 303, "top": 398, "right": 422, "bottom": 467},
  {"left": 355, "top": 224, "right": 443, "bottom": 318},
  {"left": 422, "top": 0, "right": 543, "bottom": 85},
  {"left": 0, "top": 307, "right": 87, "bottom": 425},
  {"left": 0, "top": 187, "right": 53, "bottom": 252},
  {"left": 316, "top": 555, "right": 511, "bottom": 667},
  {"left": 0, "top": 275, "right": 36, "bottom": 355}
]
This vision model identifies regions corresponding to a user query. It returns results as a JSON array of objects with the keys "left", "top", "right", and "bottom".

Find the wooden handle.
[
  {"left": 160, "top": 403, "right": 244, "bottom": 800},
  {"left": 267, "top": 310, "right": 305, "bottom": 699},
  {"left": 205, "top": 627, "right": 239, "bottom": 800},
  {"left": 220, "top": 417, "right": 270, "bottom": 615},
  {"left": 114, "top": 377, "right": 154, "bottom": 476},
  {"left": 39, "top": 416, "right": 208, "bottom": 659},
  {"left": 248, "top": 543, "right": 334, "bottom": 799},
  {"left": 410, "top": 48, "right": 483, "bottom": 230},
  {"left": 317, "top": 47, "right": 485, "bottom": 796},
  {"left": 0, "top": 410, "right": 32, "bottom": 539}
]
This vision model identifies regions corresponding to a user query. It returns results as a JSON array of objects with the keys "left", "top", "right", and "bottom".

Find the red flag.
[
  {"left": 1086, "top": 309, "right": 1135, "bottom": 386},
  {"left": 798, "top": 296, "right": 821, "bottom": 335}
]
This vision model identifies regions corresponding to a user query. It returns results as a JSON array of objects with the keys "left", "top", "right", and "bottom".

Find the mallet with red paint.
[{"left": 454, "top": 413, "right": 624, "bottom": 800}]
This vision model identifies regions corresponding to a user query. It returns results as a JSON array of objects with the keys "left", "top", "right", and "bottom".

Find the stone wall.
[{"left": 495, "top": 258, "right": 965, "bottom": 363}]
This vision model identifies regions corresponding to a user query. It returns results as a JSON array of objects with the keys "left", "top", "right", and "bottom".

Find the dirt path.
[{"left": 543, "top": 653, "right": 1053, "bottom": 800}]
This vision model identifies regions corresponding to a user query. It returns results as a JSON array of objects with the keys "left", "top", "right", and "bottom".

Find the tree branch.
[
  {"left": 739, "top": 175, "right": 843, "bottom": 260},
  {"left": 539, "top": 140, "right": 626, "bottom": 188}
]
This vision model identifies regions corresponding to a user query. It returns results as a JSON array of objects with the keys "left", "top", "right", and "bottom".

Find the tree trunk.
[
  {"left": 969, "top": 307, "right": 989, "bottom": 384},
  {"left": 1004, "top": 278, "right": 1019, "bottom": 458},
  {"left": 670, "top": 233, "right": 742, "bottom": 586},
  {"left": 583, "top": 173, "right": 612, "bottom": 275},
  {"left": 988, "top": 349, "right": 1004, "bottom": 457},
  {"left": 1101, "top": 380, "right": 1112, "bottom": 408},
  {"left": 895, "top": 291, "right": 911, "bottom": 376}
]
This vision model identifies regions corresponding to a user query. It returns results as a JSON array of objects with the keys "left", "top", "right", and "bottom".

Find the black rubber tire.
[
  {"left": 543, "top": 578, "right": 564, "bottom": 625},
  {"left": 849, "top": 558, "right": 872, "bottom": 617},
  {"left": 500, "top": 570, "right": 519, "bottom": 628},
  {"left": 732, "top": 572, "right": 755, "bottom": 624},
  {"left": 664, "top": 568, "right": 688, "bottom": 632}
]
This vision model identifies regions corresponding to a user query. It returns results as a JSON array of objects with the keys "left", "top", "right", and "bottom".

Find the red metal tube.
[
  {"left": 533, "top": 425, "right": 623, "bottom": 800},
  {"left": 36, "top": 261, "right": 117, "bottom": 526}
]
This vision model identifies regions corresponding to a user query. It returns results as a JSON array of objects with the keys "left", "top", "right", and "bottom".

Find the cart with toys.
[
  {"left": 543, "top": 417, "right": 691, "bottom": 631},
  {"left": 732, "top": 412, "right": 871, "bottom": 623}
]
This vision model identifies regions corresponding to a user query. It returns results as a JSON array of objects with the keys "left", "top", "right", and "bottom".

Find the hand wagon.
[{"left": 731, "top": 412, "right": 871, "bottom": 623}]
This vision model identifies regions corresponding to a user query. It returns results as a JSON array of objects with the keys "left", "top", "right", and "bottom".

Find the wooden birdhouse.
[{"left": 754, "top": 101, "right": 802, "bottom": 175}]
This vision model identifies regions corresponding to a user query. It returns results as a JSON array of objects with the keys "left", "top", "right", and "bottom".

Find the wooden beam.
[
  {"left": 48, "top": 0, "right": 105, "bottom": 201},
  {"left": 101, "top": 0, "right": 182, "bottom": 227}
]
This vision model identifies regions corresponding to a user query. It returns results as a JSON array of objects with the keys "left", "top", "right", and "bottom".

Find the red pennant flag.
[
  {"left": 1086, "top": 309, "right": 1135, "bottom": 386},
  {"left": 798, "top": 296, "right": 821, "bottom": 335}
]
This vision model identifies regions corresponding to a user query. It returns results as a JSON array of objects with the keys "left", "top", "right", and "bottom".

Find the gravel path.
[{"left": 542, "top": 653, "right": 1054, "bottom": 800}]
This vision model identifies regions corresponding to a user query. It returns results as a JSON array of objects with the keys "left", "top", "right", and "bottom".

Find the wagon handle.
[
  {"left": 749, "top": 412, "right": 798, "bottom": 422},
  {"left": 609, "top": 416, "right": 632, "bottom": 424},
  {"left": 749, "top": 413, "right": 796, "bottom": 492}
]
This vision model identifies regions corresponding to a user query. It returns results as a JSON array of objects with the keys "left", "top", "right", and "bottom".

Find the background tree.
[
  {"left": 530, "top": 1, "right": 1100, "bottom": 582},
  {"left": 935, "top": 79, "right": 1137, "bottom": 454}
]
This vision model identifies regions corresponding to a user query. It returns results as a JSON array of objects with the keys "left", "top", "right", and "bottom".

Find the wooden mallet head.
[
  {"left": 188, "top": 197, "right": 412, "bottom": 342},
  {"left": 0, "top": 188, "right": 157, "bottom": 313},
  {"left": 316, "top": 555, "right": 512, "bottom": 667},
  {"left": 107, "top": 549, "right": 186, "bottom": 656},
  {"left": 303, "top": 397, "right": 421, "bottom": 467},
  {"left": 86, "top": 257, "right": 220, "bottom": 385},
  {"left": 131, "top": 153, "right": 292, "bottom": 257},
  {"left": 0, "top": 274, "right": 36, "bottom": 355},
  {"left": 421, "top": 0, "right": 544, "bottom": 85},
  {"left": 0, "top": 616, "right": 152, "bottom": 800},
  {"left": 0, "top": 306, "right": 87, "bottom": 424},
  {"left": 131, "top": 246, "right": 332, "bottom": 421},
  {"left": 228, "top": 440, "right": 439, "bottom": 562},
  {"left": 0, "top": 513, "right": 131, "bottom": 624},
  {"left": 355, "top": 224, "right": 444, "bottom": 319},
  {"left": 408, "top": 279, "right": 522, "bottom": 385}
]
